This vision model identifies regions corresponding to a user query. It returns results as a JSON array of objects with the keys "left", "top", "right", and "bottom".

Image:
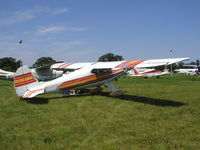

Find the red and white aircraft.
[
  {"left": 127, "top": 68, "right": 170, "bottom": 78},
  {"left": 13, "top": 58, "right": 189, "bottom": 98}
]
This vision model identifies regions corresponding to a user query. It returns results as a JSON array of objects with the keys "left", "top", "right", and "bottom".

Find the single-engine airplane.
[
  {"left": 127, "top": 68, "right": 170, "bottom": 78},
  {"left": 13, "top": 57, "right": 189, "bottom": 99}
]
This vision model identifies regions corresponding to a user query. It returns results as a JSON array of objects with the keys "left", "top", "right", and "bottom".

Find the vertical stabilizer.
[
  {"left": 14, "top": 66, "right": 44, "bottom": 98},
  {"left": 133, "top": 69, "right": 139, "bottom": 75}
]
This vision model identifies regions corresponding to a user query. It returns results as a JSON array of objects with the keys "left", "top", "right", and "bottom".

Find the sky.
[{"left": 0, "top": 0, "right": 199, "bottom": 65}]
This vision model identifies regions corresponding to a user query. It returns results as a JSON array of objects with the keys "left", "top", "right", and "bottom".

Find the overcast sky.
[{"left": 0, "top": 0, "right": 199, "bottom": 65}]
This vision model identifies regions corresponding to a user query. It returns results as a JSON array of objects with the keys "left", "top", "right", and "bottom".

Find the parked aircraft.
[
  {"left": 127, "top": 68, "right": 170, "bottom": 78},
  {"left": 174, "top": 68, "right": 197, "bottom": 75},
  {"left": 0, "top": 67, "right": 63, "bottom": 81},
  {"left": 0, "top": 69, "right": 15, "bottom": 79},
  {"left": 13, "top": 58, "right": 189, "bottom": 99},
  {"left": 174, "top": 60, "right": 200, "bottom": 75}
]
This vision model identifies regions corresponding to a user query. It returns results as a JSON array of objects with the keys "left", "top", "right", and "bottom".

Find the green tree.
[
  {"left": 0, "top": 57, "right": 22, "bottom": 72},
  {"left": 32, "top": 57, "right": 56, "bottom": 68},
  {"left": 98, "top": 53, "right": 124, "bottom": 62}
]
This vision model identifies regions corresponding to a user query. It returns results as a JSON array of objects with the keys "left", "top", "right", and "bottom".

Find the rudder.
[
  {"left": 133, "top": 69, "right": 139, "bottom": 75},
  {"left": 14, "top": 66, "right": 44, "bottom": 98}
]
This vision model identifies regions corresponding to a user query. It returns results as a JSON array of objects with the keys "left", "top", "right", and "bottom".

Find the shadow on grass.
[
  {"left": 24, "top": 92, "right": 185, "bottom": 107},
  {"left": 97, "top": 92, "right": 186, "bottom": 107},
  {"left": 22, "top": 97, "right": 49, "bottom": 104},
  {"left": 21, "top": 94, "right": 88, "bottom": 104}
]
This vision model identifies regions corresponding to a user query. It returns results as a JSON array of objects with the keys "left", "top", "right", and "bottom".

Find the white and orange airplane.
[
  {"left": 13, "top": 58, "right": 189, "bottom": 99},
  {"left": 127, "top": 68, "right": 170, "bottom": 78}
]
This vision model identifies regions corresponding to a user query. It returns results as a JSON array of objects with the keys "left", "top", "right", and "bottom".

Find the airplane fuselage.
[{"left": 43, "top": 63, "right": 124, "bottom": 94}]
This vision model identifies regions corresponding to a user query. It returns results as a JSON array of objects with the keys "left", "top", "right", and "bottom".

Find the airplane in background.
[
  {"left": 0, "top": 69, "right": 15, "bottom": 79},
  {"left": 127, "top": 68, "right": 170, "bottom": 78},
  {"left": 13, "top": 57, "right": 189, "bottom": 99},
  {"left": 174, "top": 60, "right": 200, "bottom": 75},
  {"left": 0, "top": 66, "right": 63, "bottom": 81},
  {"left": 174, "top": 68, "right": 198, "bottom": 75}
]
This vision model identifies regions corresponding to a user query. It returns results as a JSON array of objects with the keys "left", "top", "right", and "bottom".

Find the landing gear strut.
[{"left": 104, "top": 82, "right": 125, "bottom": 96}]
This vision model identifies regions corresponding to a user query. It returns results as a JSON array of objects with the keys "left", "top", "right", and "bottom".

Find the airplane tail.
[
  {"left": 14, "top": 66, "right": 44, "bottom": 98},
  {"left": 133, "top": 69, "right": 139, "bottom": 75}
]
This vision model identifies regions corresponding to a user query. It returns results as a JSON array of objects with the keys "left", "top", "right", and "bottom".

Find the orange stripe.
[
  {"left": 60, "top": 63, "right": 72, "bottom": 68},
  {"left": 58, "top": 69, "right": 123, "bottom": 90},
  {"left": 15, "top": 76, "right": 34, "bottom": 83},
  {"left": 14, "top": 79, "right": 36, "bottom": 87},
  {"left": 58, "top": 63, "right": 72, "bottom": 68},
  {"left": 14, "top": 73, "right": 36, "bottom": 87},
  {"left": 15, "top": 72, "right": 32, "bottom": 79},
  {"left": 115, "top": 60, "right": 145, "bottom": 68},
  {"left": 58, "top": 64, "right": 66, "bottom": 68},
  {"left": 23, "top": 88, "right": 44, "bottom": 98},
  {"left": 59, "top": 74, "right": 95, "bottom": 87},
  {"left": 15, "top": 77, "right": 36, "bottom": 84}
]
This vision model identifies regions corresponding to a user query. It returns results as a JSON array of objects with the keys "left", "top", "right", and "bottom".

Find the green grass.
[{"left": 0, "top": 75, "right": 200, "bottom": 150}]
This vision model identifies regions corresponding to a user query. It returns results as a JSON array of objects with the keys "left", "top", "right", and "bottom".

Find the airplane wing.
[
  {"left": 50, "top": 58, "right": 189, "bottom": 71},
  {"left": 33, "top": 57, "right": 189, "bottom": 77},
  {"left": 134, "top": 58, "right": 190, "bottom": 68},
  {"left": 51, "top": 62, "right": 93, "bottom": 70},
  {"left": 82, "top": 58, "right": 190, "bottom": 72}
]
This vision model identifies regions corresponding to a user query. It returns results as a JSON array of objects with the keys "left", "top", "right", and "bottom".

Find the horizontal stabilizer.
[{"left": 23, "top": 88, "right": 44, "bottom": 98}]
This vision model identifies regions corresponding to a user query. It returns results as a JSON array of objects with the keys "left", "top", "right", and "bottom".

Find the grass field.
[{"left": 0, "top": 75, "right": 200, "bottom": 150}]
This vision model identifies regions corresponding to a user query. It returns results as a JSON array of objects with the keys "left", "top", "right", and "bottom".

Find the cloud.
[
  {"left": 52, "top": 8, "right": 69, "bottom": 15},
  {"left": 46, "top": 40, "right": 85, "bottom": 56},
  {"left": 0, "top": 7, "right": 48, "bottom": 25},
  {"left": 51, "top": 41, "right": 85, "bottom": 47},
  {"left": 0, "top": 10, "right": 35, "bottom": 25},
  {"left": 36, "top": 26, "right": 66, "bottom": 34},
  {"left": 35, "top": 26, "right": 88, "bottom": 34},
  {"left": 55, "top": 49, "right": 96, "bottom": 62},
  {"left": 0, "top": 7, "right": 69, "bottom": 25},
  {"left": 65, "top": 27, "right": 88, "bottom": 31}
]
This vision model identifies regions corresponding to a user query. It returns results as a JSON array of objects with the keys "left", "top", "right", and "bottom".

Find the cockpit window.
[{"left": 91, "top": 69, "right": 112, "bottom": 74}]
